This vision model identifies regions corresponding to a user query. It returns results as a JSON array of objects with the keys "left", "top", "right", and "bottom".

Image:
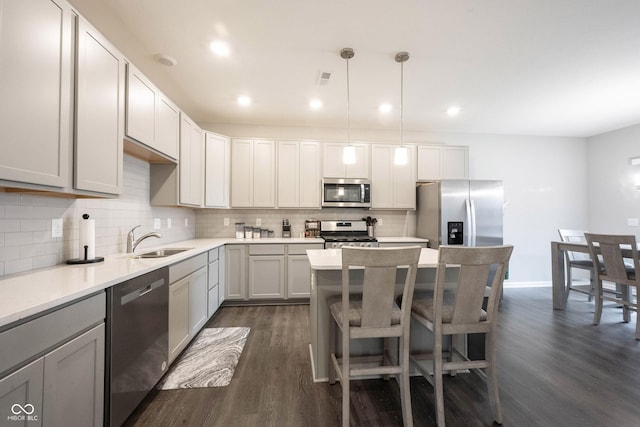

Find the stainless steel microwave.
[{"left": 322, "top": 178, "right": 371, "bottom": 208}]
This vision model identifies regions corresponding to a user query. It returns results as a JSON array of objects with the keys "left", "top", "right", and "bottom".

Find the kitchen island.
[{"left": 307, "top": 247, "right": 461, "bottom": 382}]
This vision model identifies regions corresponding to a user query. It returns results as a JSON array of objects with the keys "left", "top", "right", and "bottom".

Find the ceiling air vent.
[{"left": 317, "top": 71, "right": 331, "bottom": 86}]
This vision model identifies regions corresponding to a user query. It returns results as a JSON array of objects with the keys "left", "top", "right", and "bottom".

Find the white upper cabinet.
[
  {"left": 277, "top": 141, "right": 321, "bottom": 208},
  {"left": 155, "top": 95, "right": 180, "bottom": 160},
  {"left": 0, "top": 0, "right": 73, "bottom": 188},
  {"left": 179, "top": 114, "right": 204, "bottom": 206},
  {"left": 417, "top": 145, "right": 468, "bottom": 181},
  {"left": 371, "top": 144, "right": 416, "bottom": 209},
  {"left": 125, "top": 63, "right": 179, "bottom": 161},
  {"left": 204, "top": 132, "right": 231, "bottom": 208},
  {"left": 74, "top": 16, "right": 124, "bottom": 195},
  {"left": 231, "top": 139, "right": 276, "bottom": 208},
  {"left": 323, "top": 142, "right": 370, "bottom": 179}
]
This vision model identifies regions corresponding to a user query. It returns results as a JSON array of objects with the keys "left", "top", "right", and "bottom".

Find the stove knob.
[
  {"left": 348, "top": 242, "right": 356, "bottom": 247},
  {"left": 332, "top": 242, "right": 340, "bottom": 249}
]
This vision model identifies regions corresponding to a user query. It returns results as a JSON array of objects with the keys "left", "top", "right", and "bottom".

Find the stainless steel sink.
[{"left": 133, "top": 248, "right": 191, "bottom": 258}]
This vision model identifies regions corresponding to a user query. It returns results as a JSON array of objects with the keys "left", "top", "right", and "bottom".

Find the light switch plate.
[
  {"left": 167, "top": 218, "right": 172, "bottom": 229},
  {"left": 184, "top": 218, "right": 189, "bottom": 227},
  {"left": 51, "top": 219, "right": 63, "bottom": 238},
  {"left": 224, "top": 218, "right": 230, "bottom": 226},
  {"left": 154, "top": 218, "right": 161, "bottom": 230},
  {"left": 628, "top": 218, "right": 638, "bottom": 227}
]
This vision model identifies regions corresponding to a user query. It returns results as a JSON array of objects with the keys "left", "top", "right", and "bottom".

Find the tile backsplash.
[
  {"left": 196, "top": 208, "right": 416, "bottom": 239},
  {"left": 0, "top": 155, "right": 195, "bottom": 277}
]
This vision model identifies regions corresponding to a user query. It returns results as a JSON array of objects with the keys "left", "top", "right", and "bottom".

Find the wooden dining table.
[{"left": 551, "top": 240, "right": 638, "bottom": 310}]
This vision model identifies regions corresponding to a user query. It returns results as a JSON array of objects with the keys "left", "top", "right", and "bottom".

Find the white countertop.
[
  {"left": 376, "top": 237, "right": 430, "bottom": 243},
  {"left": 307, "top": 247, "right": 439, "bottom": 270},
  {"left": 0, "top": 236, "right": 425, "bottom": 329}
]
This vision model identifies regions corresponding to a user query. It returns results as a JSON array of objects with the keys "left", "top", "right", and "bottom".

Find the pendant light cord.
[
  {"left": 347, "top": 56, "right": 351, "bottom": 145},
  {"left": 400, "top": 59, "right": 404, "bottom": 147}
]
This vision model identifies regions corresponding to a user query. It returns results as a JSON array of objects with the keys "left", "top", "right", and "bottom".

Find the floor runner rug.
[{"left": 158, "top": 327, "right": 250, "bottom": 389}]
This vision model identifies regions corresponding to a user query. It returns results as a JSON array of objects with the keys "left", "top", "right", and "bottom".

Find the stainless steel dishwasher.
[{"left": 106, "top": 267, "right": 169, "bottom": 427}]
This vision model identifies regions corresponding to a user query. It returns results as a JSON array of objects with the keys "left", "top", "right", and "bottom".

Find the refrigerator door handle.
[
  {"left": 465, "top": 198, "right": 472, "bottom": 246},
  {"left": 470, "top": 199, "right": 477, "bottom": 246}
]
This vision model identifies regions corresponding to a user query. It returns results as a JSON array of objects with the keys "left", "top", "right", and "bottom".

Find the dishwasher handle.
[{"left": 120, "top": 278, "right": 166, "bottom": 306}]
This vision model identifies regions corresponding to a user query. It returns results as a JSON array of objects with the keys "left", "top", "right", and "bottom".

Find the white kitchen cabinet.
[
  {"left": 417, "top": 145, "right": 469, "bottom": 181},
  {"left": 371, "top": 144, "right": 416, "bottom": 209},
  {"left": 205, "top": 133, "right": 231, "bottom": 208},
  {"left": 0, "top": 0, "right": 73, "bottom": 189},
  {"left": 323, "top": 142, "right": 370, "bottom": 179},
  {"left": 74, "top": 16, "right": 124, "bottom": 195},
  {"left": 225, "top": 245, "right": 246, "bottom": 300},
  {"left": 218, "top": 246, "right": 226, "bottom": 305},
  {"left": 248, "top": 245, "right": 285, "bottom": 299},
  {"left": 179, "top": 114, "right": 204, "bottom": 207},
  {"left": 231, "top": 139, "right": 276, "bottom": 208},
  {"left": 277, "top": 141, "right": 321, "bottom": 208},
  {"left": 156, "top": 95, "right": 180, "bottom": 160},
  {"left": 125, "top": 63, "right": 179, "bottom": 161},
  {"left": 125, "top": 64, "right": 156, "bottom": 148}
]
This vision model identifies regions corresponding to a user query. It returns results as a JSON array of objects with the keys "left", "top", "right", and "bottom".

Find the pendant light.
[
  {"left": 394, "top": 51, "right": 409, "bottom": 165},
  {"left": 341, "top": 48, "right": 356, "bottom": 165}
]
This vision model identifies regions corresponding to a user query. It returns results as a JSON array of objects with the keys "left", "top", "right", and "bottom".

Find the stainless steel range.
[{"left": 320, "top": 220, "right": 378, "bottom": 249}]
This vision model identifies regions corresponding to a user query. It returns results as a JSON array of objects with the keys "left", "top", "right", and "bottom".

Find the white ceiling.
[{"left": 68, "top": 0, "right": 640, "bottom": 138}]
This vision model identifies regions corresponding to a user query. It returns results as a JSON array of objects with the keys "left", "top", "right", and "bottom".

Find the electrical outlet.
[
  {"left": 256, "top": 218, "right": 262, "bottom": 226},
  {"left": 628, "top": 218, "right": 638, "bottom": 227},
  {"left": 224, "top": 218, "right": 230, "bottom": 226},
  {"left": 167, "top": 218, "right": 172, "bottom": 229},
  {"left": 377, "top": 218, "right": 383, "bottom": 226},
  {"left": 184, "top": 218, "right": 189, "bottom": 227},
  {"left": 154, "top": 218, "right": 161, "bottom": 230},
  {"left": 51, "top": 219, "right": 63, "bottom": 238}
]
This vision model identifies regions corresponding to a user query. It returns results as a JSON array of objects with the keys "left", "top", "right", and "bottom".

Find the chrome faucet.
[{"left": 127, "top": 225, "right": 162, "bottom": 253}]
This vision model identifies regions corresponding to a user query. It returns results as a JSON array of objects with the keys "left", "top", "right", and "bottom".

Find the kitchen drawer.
[
  {"left": 0, "top": 292, "right": 105, "bottom": 376},
  {"left": 248, "top": 244, "right": 285, "bottom": 255},
  {"left": 208, "top": 247, "right": 219, "bottom": 263},
  {"left": 287, "top": 243, "right": 323, "bottom": 255},
  {"left": 170, "top": 253, "right": 208, "bottom": 283}
]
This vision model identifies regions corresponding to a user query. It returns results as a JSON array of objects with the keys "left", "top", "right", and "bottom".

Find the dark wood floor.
[{"left": 124, "top": 287, "right": 640, "bottom": 426}]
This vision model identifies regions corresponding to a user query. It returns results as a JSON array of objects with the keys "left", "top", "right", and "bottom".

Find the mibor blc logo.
[{"left": 7, "top": 403, "right": 38, "bottom": 422}]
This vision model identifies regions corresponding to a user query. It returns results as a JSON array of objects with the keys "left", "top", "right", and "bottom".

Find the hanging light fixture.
[
  {"left": 341, "top": 48, "right": 356, "bottom": 165},
  {"left": 394, "top": 51, "right": 409, "bottom": 165}
]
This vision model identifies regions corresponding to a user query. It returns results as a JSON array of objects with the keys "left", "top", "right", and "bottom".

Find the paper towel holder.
[{"left": 66, "top": 214, "right": 105, "bottom": 264}]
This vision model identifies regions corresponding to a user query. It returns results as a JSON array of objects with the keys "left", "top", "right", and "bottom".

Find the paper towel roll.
[{"left": 79, "top": 218, "right": 96, "bottom": 261}]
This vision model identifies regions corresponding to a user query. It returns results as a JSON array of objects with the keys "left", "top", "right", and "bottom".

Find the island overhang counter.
[{"left": 306, "top": 247, "right": 463, "bottom": 382}]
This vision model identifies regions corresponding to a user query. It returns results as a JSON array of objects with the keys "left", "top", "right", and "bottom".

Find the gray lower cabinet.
[
  {"left": 168, "top": 254, "right": 208, "bottom": 364},
  {"left": 0, "top": 293, "right": 105, "bottom": 427},
  {"left": 224, "top": 245, "right": 246, "bottom": 300},
  {"left": 42, "top": 324, "right": 105, "bottom": 427},
  {"left": 378, "top": 242, "right": 428, "bottom": 248},
  {"left": 207, "top": 248, "right": 220, "bottom": 318},
  {"left": 248, "top": 245, "right": 285, "bottom": 299},
  {"left": 225, "top": 242, "right": 323, "bottom": 302}
]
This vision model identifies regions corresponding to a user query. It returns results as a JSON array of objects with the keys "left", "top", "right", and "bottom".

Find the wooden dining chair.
[
  {"left": 409, "top": 245, "right": 513, "bottom": 427},
  {"left": 557, "top": 229, "right": 595, "bottom": 303},
  {"left": 584, "top": 233, "right": 640, "bottom": 339},
  {"left": 328, "top": 246, "right": 422, "bottom": 427}
]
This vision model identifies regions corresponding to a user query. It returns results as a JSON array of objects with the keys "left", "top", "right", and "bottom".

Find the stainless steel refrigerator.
[{"left": 416, "top": 180, "right": 503, "bottom": 248}]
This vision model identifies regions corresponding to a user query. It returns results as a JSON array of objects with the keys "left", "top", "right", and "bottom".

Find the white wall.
[
  {"left": 587, "top": 123, "right": 640, "bottom": 235},
  {"left": 202, "top": 123, "right": 589, "bottom": 283}
]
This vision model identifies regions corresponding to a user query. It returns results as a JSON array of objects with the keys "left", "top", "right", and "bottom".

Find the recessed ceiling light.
[
  {"left": 237, "top": 95, "right": 251, "bottom": 106},
  {"left": 153, "top": 54, "right": 177, "bottom": 67},
  {"left": 447, "top": 105, "right": 461, "bottom": 116},
  {"left": 309, "top": 99, "right": 323, "bottom": 110},
  {"left": 210, "top": 40, "right": 230, "bottom": 57},
  {"left": 378, "top": 103, "right": 392, "bottom": 113}
]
